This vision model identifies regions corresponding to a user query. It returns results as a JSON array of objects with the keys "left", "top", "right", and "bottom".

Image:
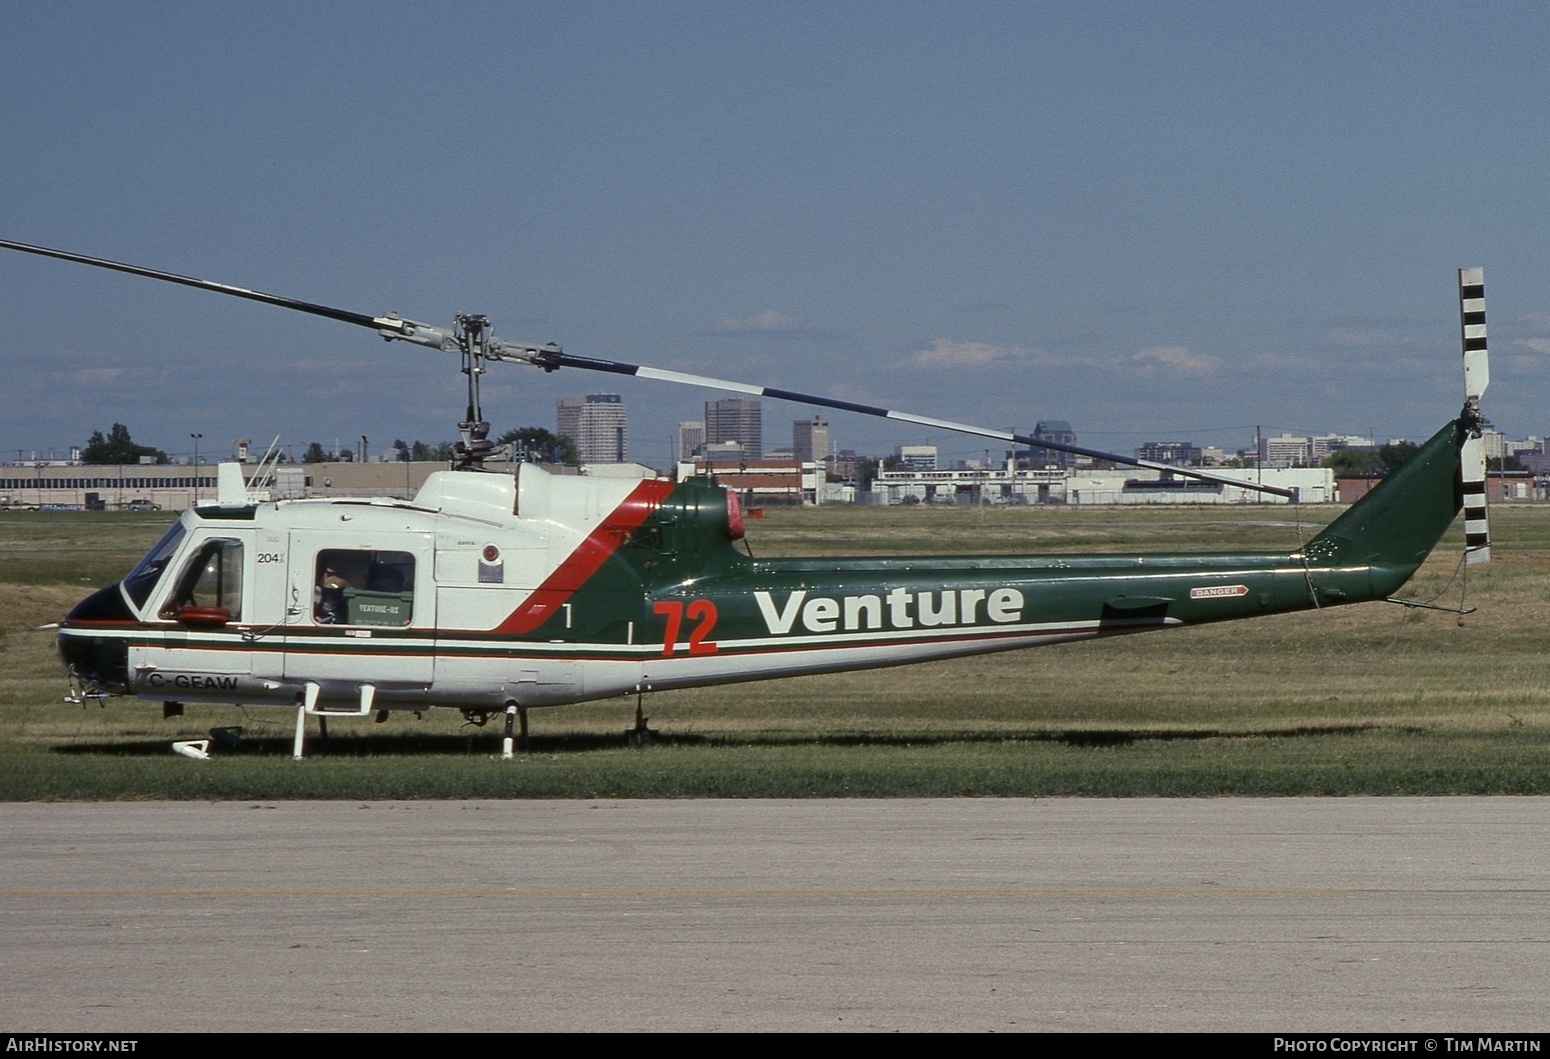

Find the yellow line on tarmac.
[{"left": 0, "top": 886, "right": 1356, "bottom": 899}]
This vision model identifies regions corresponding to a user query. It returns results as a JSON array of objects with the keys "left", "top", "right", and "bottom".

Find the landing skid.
[
  {"left": 292, "top": 682, "right": 368, "bottom": 758},
  {"left": 627, "top": 691, "right": 657, "bottom": 746},
  {"left": 161, "top": 697, "right": 655, "bottom": 760},
  {"left": 502, "top": 703, "right": 530, "bottom": 759}
]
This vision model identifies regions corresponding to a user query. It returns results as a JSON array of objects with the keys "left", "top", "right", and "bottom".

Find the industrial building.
[
  {"left": 0, "top": 465, "right": 217, "bottom": 511},
  {"left": 872, "top": 464, "right": 1339, "bottom": 505},
  {"left": 679, "top": 455, "right": 822, "bottom": 505}
]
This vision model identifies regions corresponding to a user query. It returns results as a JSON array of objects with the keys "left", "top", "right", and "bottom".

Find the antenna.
[{"left": 242, "top": 436, "right": 284, "bottom": 502}]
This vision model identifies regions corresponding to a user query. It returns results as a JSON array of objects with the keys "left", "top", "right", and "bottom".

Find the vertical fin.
[{"left": 1458, "top": 267, "right": 1491, "bottom": 565}]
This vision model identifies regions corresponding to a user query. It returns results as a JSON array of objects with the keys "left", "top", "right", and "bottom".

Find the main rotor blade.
[
  {"left": 2, "top": 238, "right": 1293, "bottom": 498},
  {"left": 541, "top": 352, "right": 1296, "bottom": 498},
  {"left": 0, "top": 239, "right": 407, "bottom": 335}
]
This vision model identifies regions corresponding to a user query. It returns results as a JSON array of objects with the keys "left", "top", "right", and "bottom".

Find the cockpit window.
[
  {"left": 313, "top": 549, "right": 415, "bottom": 626},
  {"left": 160, "top": 539, "right": 244, "bottom": 620},
  {"left": 122, "top": 521, "right": 189, "bottom": 608}
]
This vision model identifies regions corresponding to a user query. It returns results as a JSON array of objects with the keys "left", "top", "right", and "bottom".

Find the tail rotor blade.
[
  {"left": 1459, "top": 432, "right": 1490, "bottom": 564},
  {"left": 1458, "top": 267, "right": 1491, "bottom": 565}
]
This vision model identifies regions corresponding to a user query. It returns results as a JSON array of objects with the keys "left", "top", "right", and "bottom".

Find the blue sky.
[{"left": 4, "top": 2, "right": 1548, "bottom": 467}]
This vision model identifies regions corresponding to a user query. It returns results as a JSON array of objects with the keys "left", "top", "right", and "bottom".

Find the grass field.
[{"left": 3, "top": 501, "right": 1549, "bottom": 798}]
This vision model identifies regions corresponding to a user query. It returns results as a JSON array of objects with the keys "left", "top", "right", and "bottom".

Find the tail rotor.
[{"left": 1458, "top": 267, "right": 1491, "bottom": 565}]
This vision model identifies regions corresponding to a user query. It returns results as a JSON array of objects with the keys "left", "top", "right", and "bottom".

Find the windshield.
[{"left": 122, "top": 520, "right": 189, "bottom": 609}]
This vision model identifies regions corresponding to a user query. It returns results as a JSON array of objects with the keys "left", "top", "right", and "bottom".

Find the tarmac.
[{"left": 2, "top": 798, "right": 1546, "bottom": 1032}]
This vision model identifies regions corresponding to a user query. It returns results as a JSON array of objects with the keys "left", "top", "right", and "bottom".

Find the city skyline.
[{"left": 10, "top": 411, "right": 1546, "bottom": 475}]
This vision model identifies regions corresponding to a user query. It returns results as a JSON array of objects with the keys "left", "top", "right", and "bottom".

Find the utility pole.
[
  {"left": 190, "top": 433, "right": 202, "bottom": 508},
  {"left": 1255, "top": 425, "right": 1262, "bottom": 497}
]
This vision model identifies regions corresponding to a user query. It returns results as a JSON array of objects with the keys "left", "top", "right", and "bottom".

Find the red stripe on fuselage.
[{"left": 493, "top": 478, "right": 675, "bottom": 635}]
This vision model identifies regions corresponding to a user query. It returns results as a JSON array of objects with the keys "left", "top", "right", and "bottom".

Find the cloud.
[
  {"left": 710, "top": 310, "right": 813, "bottom": 335},
  {"left": 908, "top": 339, "right": 1017, "bottom": 367},
  {"left": 1515, "top": 337, "right": 1550, "bottom": 356},
  {"left": 65, "top": 367, "right": 128, "bottom": 387},
  {"left": 1322, "top": 327, "right": 1396, "bottom": 348},
  {"left": 1129, "top": 345, "right": 1221, "bottom": 377},
  {"left": 903, "top": 339, "right": 1054, "bottom": 369},
  {"left": 1505, "top": 354, "right": 1550, "bottom": 373},
  {"left": 955, "top": 298, "right": 1005, "bottom": 313},
  {"left": 1248, "top": 352, "right": 1306, "bottom": 371},
  {"left": 1100, "top": 298, "right": 1145, "bottom": 316},
  {"left": 283, "top": 357, "right": 375, "bottom": 375},
  {"left": 905, "top": 339, "right": 1224, "bottom": 377}
]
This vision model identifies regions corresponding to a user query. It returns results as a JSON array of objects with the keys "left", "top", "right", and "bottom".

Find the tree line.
[
  {"left": 78, "top": 423, "right": 579, "bottom": 466},
  {"left": 1321, "top": 442, "right": 1418, "bottom": 477}
]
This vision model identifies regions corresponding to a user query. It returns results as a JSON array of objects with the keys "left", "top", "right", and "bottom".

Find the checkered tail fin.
[{"left": 1458, "top": 267, "right": 1491, "bottom": 565}]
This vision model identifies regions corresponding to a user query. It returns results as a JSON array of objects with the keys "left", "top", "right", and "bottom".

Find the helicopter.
[{"left": 1, "top": 240, "right": 1493, "bottom": 758}]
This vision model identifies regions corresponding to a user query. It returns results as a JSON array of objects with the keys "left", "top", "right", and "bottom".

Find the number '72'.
[{"left": 652, "top": 599, "right": 718, "bottom": 656}]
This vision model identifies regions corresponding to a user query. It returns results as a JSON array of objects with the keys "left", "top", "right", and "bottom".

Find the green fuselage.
[{"left": 597, "top": 419, "right": 1464, "bottom": 692}]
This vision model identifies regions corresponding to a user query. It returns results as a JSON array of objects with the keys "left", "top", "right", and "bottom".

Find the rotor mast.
[{"left": 453, "top": 314, "right": 493, "bottom": 468}]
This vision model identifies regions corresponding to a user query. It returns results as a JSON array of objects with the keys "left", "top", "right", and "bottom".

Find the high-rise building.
[
  {"left": 1032, "top": 420, "right": 1077, "bottom": 469},
  {"left": 828, "top": 448, "right": 862, "bottom": 483},
  {"left": 793, "top": 415, "right": 830, "bottom": 465},
  {"left": 677, "top": 420, "right": 706, "bottom": 461},
  {"left": 895, "top": 444, "right": 937, "bottom": 471},
  {"left": 705, "top": 399, "right": 762, "bottom": 458},
  {"left": 1135, "top": 441, "right": 1201, "bottom": 466},
  {"left": 556, "top": 397, "right": 584, "bottom": 449},
  {"left": 559, "top": 393, "right": 628, "bottom": 464},
  {"left": 1261, "top": 433, "right": 1310, "bottom": 467}
]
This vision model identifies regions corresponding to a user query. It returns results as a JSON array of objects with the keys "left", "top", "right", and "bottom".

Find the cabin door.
[{"left": 281, "top": 531, "right": 436, "bottom": 690}]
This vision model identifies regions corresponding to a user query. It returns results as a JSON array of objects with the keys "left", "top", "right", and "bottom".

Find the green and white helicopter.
[{"left": 1, "top": 241, "right": 1492, "bottom": 758}]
